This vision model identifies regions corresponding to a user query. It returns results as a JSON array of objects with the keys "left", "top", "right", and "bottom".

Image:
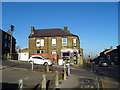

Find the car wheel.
[{"left": 44, "top": 62, "right": 48, "bottom": 65}]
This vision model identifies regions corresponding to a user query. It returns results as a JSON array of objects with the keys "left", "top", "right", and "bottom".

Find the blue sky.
[{"left": 2, "top": 2, "right": 118, "bottom": 59}]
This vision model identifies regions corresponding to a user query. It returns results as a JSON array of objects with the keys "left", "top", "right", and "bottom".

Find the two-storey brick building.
[{"left": 28, "top": 26, "right": 83, "bottom": 65}]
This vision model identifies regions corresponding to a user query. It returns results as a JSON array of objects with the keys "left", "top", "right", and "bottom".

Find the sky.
[{"left": 1, "top": 2, "right": 118, "bottom": 59}]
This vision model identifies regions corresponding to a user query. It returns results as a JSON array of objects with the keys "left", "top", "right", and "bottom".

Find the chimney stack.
[
  {"left": 31, "top": 26, "right": 35, "bottom": 34},
  {"left": 110, "top": 46, "right": 113, "bottom": 49},
  {"left": 63, "top": 27, "right": 70, "bottom": 33},
  {"left": 64, "top": 27, "right": 68, "bottom": 30}
]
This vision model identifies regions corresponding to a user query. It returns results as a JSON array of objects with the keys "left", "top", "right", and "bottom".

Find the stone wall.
[{"left": 29, "top": 36, "right": 83, "bottom": 65}]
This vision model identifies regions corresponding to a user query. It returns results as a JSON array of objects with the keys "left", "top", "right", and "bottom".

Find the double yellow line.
[{"left": 101, "top": 77, "right": 109, "bottom": 89}]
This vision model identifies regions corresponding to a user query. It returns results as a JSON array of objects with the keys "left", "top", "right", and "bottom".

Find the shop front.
[{"left": 61, "top": 48, "right": 79, "bottom": 65}]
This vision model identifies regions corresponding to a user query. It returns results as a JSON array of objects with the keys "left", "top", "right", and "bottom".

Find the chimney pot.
[
  {"left": 63, "top": 27, "right": 70, "bottom": 33},
  {"left": 64, "top": 27, "right": 68, "bottom": 30}
]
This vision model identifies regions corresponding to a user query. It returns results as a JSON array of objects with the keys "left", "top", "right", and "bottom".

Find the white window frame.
[
  {"left": 52, "top": 49, "right": 56, "bottom": 54},
  {"left": 62, "top": 38, "right": 67, "bottom": 46},
  {"left": 40, "top": 39, "right": 44, "bottom": 46},
  {"left": 73, "top": 38, "right": 77, "bottom": 46},
  {"left": 36, "top": 39, "right": 44, "bottom": 47},
  {"left": 52, "top": 39, "right": 56, "bottom": 46}
]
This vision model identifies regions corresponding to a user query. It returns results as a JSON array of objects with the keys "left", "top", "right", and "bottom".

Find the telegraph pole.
[{"left": 10, "top": 25, "right": 14, "bottom": 59}]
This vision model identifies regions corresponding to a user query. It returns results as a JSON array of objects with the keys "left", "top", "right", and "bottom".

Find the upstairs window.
[
  {"left": 73, "top": 39, "right": 76, "bottom": 46},
  {"left": 5, "top": 34, "right": 7, "bottom": 39},
  {"left": 36, "top": 39, "right": 44, "bottom": 47},
  {"left": 62, "top": 38, "right": 67, "bottom": 46},
  {"left": 52, "top": 39, "right": 56, "bottom": 46}
]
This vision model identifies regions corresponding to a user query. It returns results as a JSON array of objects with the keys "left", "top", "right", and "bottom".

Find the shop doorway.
[
  {"left": 62, "top": 52, "right": 70, "bottom": 61},
  {"left": 73, "top": 52, "right": 77, "bottom": 64}
]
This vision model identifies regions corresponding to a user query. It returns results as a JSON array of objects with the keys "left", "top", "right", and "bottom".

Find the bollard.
[
  {"left": 67, "top": 64, "right": 70, "bottom": 76},
  {"left": 46, "top": 63, "right": 49, "bottom": 72},
  {"left": 41, "top": 74, "right": 46, "bottom": 90},
  {"left": 55, "top": 71, "right": 59, "bottom": 87},
  {"left": 18, "top": 79, "right": 23, "bottom": 90},
  {"left": 64, "top": 63, "right": 66, "bottom": 68},
  {"left": 64, "top": 64, "right": 67, "bottom": 80},
  {"left": 30, "top": 61, "right": 33, "bottom": 70}
]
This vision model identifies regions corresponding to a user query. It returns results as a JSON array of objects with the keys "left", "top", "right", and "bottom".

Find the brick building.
[
  {"left": 28, "top": 26, "right": 83, "bottom": 65},
  {"left": 0, "top": 29, "right": 16, "bottom": 60}
]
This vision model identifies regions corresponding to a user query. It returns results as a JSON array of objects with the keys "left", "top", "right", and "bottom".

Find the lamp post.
[{"left": 10, "top": 25, "right": 14, "bottom": 59}]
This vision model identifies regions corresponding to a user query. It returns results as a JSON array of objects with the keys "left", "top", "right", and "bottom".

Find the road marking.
[
  {"left": 101, "top": 77, "right": 109, "bottom": 88},
  {"left": 23, "top": 76, "right": 30, "bottom": 80}
]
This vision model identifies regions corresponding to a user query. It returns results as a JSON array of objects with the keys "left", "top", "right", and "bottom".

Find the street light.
[{"left": 10, "top": 25, "right": 14, "bottom": 59}]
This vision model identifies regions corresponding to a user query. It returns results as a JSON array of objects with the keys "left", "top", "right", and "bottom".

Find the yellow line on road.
[{"left": 102, "top": 77, "right": 109, "bottom": 89}]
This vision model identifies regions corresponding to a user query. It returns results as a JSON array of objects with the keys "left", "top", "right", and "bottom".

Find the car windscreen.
[{"left": 32, "top": 57, "right": 43, "bottom": 59}]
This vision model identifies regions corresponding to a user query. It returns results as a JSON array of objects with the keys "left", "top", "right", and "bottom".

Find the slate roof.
[{"left": 29, "top": 28, "right": 78, "bottom": 38}]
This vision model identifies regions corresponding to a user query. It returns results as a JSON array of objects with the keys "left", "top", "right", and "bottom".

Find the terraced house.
[
  {"left": 28, "top": 26, "right": 83, "bottom": 65},
  {"left": 0, "top": 29, "right": 16, "bottom": 60}
]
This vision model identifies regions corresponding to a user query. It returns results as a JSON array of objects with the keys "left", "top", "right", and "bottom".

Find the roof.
[{"left": 29, "top": 28, "right": 78, "bottom": 38}]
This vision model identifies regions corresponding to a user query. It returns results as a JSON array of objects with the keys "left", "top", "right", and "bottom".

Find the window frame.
[
  {"left": 36, "top": 39, "right": 44, "bottom": 47},
  {"left": 52, "top": 38, "right": 56, "bottom": 46},
  {"left": 73, "top": 38, "right": 77, "bottom": 46},
  {"left": 62, "top": 38, "right": 67, "bottom": 46},
  {"left": 36, "top": 50, "right": 44, "bottom": 54},
  {"left": 52, "top": 49, "right": 56, "bottom": 54}
]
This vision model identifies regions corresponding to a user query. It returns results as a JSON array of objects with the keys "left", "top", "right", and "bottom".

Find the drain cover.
[
  {"left": 80, "top": 78, "right": 95, "bottom": 83},
  {"left": 79, "top": 78, "right": 97, "bottom": 88}
]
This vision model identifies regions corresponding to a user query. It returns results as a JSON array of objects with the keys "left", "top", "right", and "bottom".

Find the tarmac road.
[{"left": 93, "top": 64, "right": 120, "bottom": 89}]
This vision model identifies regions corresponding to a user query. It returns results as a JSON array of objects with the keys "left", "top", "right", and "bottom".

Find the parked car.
[
  {"left": 28, "top": 55, "right": 53, "bottom": 65},
  {"left": 99, "top": 60, "right": 109, "bottom": 67}
]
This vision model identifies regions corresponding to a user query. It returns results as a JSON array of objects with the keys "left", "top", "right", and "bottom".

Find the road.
[{"left": 93, "top": 64, "right": 120, "bottom": 89}]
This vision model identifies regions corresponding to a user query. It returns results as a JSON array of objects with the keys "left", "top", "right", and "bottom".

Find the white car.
[{"left": 28, "top": 56, "right": 53, "bottom": 65}]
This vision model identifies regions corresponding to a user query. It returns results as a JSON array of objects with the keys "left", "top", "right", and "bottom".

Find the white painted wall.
[{"left": 18, "top": 53, "right": 29, "bottom": 61}]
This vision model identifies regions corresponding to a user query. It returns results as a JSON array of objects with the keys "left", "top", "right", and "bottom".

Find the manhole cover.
[
  {"left": 81, "top": 80, "right": 90, "bottom": 83},
  {"left": 80, "top": 78, "right": 95, "bottom": 83}
]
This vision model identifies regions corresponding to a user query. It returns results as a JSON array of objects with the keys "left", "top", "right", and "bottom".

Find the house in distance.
[{"left": 28, "top": 26, "right": 83, "bottom": 66}]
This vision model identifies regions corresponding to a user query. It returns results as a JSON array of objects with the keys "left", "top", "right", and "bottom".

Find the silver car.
[{"left": 99, "top": 60, "right": 109, "bottom": 67}]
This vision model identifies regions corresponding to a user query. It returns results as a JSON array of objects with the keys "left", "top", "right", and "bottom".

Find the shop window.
[{"left": 36, "top": 50, "right": 44, "bottom": 54}]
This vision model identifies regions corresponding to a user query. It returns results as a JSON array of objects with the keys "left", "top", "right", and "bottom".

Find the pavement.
[
  {"left": 2, "top": 67, "right": 56, "bottom": 89},
  {"left": 58, "top": 66, "right": 99, "bottom": 89}
]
